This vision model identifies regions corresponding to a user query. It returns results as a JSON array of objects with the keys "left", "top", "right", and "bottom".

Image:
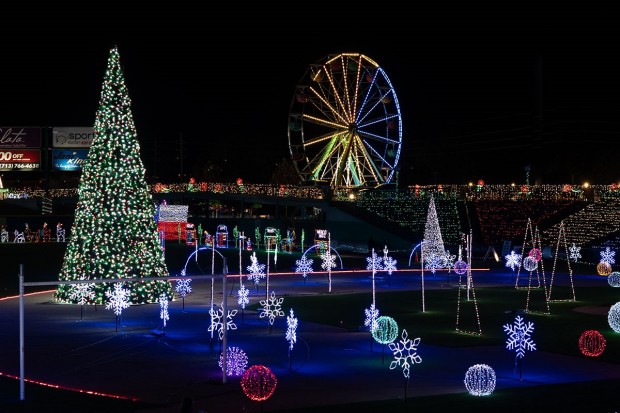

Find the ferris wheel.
[{"left": 288, "top": 53, "right": 402, "bottom": 190}]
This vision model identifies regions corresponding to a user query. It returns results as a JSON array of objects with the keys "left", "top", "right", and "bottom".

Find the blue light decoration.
[
  {"left": 608, "top": 272, "right": 620, "bottom": 288},
  {"left": 522, "top": 256, "right": 538, "bottom": 272},
  {"left": 464, "top": 364, "right": 496, "bottom": 396},
  {"left": 607, "top": 302, "right": 620, "bottom": 333},
  {"left": 388, "top": 329, "right": 422, "bottom": 378},
  {"left": 219, "top": 346, "right": 248, "bottom": 377},
  {"left": 372, "top": 316, "right": 399, "bottom": 344}
]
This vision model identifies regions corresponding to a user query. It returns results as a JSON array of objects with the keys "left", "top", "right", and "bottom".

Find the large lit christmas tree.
[{"left": 55, "top": 46, "right": 173, "bottom": 305}]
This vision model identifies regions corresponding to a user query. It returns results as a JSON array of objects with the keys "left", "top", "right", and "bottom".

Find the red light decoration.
[
  {"left": 240, "top": 365, "right": 277, "bottom": 402},
  {"left": 236, "top": 177, "right": 243, "bottom": 186},
  {"left": 528, "top": 248, "right": 542, "bottom": 262},
  {"left": 578, "top": 330, "right": 606, "bottom": 357}
]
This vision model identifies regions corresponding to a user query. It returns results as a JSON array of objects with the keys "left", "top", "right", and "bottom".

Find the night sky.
[{"left": 2, "top": 4, "right": 619, "bottom": 186}]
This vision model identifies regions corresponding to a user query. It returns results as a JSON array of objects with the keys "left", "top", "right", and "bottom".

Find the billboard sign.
[
  {"left": 0, "top": 127, "right": 42, "bottom": 148},
  {"left": 52, "top": 149, "right": 89, "bottom": 171},
  {"left": 52, "top": 127, "right": 95, "bottom": 147},
  {"left": 0, "top": 149, "right": 41, "bottom": 171}
]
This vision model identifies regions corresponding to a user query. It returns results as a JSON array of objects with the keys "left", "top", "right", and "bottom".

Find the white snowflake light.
[
  {"left": 366, "top": 250, "right": 383, "bottom": 271},
  {"left": 286, "top": 308, "right": 298, "bottom": 350},
  {"left": 388, "top": 329, "right": 422, "bottom": 379},
  {"left": 209, "top": 303, "right": 238, "bottom": 340},
  {"left": 175, "top": 277, "right": 192, "bottom": 298},
  {"left": 383, "top": 256, "right": 398, "bottom": 275},
  {"left": 503, "top": 315, "right": 536, "bottom": 358},
  {"left": 295, "top": 255, "right": 314, "bottom": 278},
  {"left": 364, "top": 303, "right": 380, "bottom": 332},
  {"left": 464, "top": 364, "right": 496, "bottom": 396},
  {"left": 424, "top": 253, "right": 446, "bottom": 274},
  {"left": 237, "top": 284, "right": 249, "bottom": 309},
  {"left": 320, "top": 251, "right": 337, "bottom": 271},
  {"left": 246, "top": 252, "right": 266, "bottom": 285},
  {"left": 105, "top": 283, "right": 131, "bottom": 316},
  {"left": 569, "top": 243, "right": 582, "bottom": 262},
  {"left": 259, "top": 291, "right": 285, "bottom": 325},
  {"left": 159, "top": 293, "right": 169, "bottom": 328},
  {"left": 69, "top": 276, "right": 95, "bottom": 305},
  {"left": 600, "top": 247, "right": 616, "bottom": 265},
  {"left": 444, "top": 250, "right": 456, "bottom": 270},
  {"left": 504, "top": 251, "right": 522, "bottom": 271}
]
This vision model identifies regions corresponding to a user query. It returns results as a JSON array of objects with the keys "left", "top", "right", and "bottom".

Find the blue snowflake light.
[
  {"left": 295, "top": 255, "right": 314, "bottom": 278},
  {"left": 503, "top": 315, "right": 536, "bottom": 358},
  {"left": 364, "top": 303, "right": 380, "bottom": 331},
  {"left": 600, "top": 247, "right": 616, "bottom": 265}
]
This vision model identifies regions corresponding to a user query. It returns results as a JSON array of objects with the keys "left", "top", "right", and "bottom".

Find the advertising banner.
[
  {"left": 0, "top": 127, "right": 42, "bottom": 148},
  {"left": 52, "top": 127, "right": 95, "bottom": 147},
  {"left": 0, "top": 149, "right": 41, "bottom": 171},
  {"left": 52, "top": 149, "right": 89, "bottom": 171}
]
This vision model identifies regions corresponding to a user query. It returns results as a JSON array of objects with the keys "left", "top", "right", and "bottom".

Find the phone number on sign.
[{"left": 0, "top": 163, "right": 40, "bottom": 169}]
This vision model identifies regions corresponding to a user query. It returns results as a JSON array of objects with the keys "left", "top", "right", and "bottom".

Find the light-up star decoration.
[
  {"left": 286, "top": 308, "right": 298, "bottom": 350},
  {"left": 259, "top": 291, "right": 285, "bottom": 326},
  {"left": 246, "top": 252, "right": 266, "bottom": 285},
  {"left": 569, "top": 243, "right": 582, "bottom": 262},
  {"left": 600, "top": 247, "right": 616, "bottom": 265},
  {"left": 388, "top": 329, "right": 422, "bottom": 379},
  {"left": 295, "top": 255, "right": 314, "bottom": 278},
  {"left": 237, "top": 284, "right": 249, "bottom": 309},
  {"left": 503, "top": 315, "right": 536, "bottom": 359},
  {"left": 504, "top": 251, "right": 522, "bottom": 271},
  {"left": 105, "top": 283, "right": 131, "bottom": 316},
  {"left": 209, "top": 302, "right": 238, "bottom": 340}
]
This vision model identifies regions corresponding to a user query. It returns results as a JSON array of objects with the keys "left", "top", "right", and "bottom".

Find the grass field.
[{"left": 2, "top": 242, "right": 619, "bottom": 413}]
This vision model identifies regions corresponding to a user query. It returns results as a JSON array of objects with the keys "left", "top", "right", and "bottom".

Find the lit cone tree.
[
  {"left": 55, "top": 46, "right": 172, "bottom": 305},
  {"left": 421, "top": 196, "right": 447, "bottom": 270}
]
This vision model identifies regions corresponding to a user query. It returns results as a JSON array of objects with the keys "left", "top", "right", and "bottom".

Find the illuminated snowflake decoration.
[
  {"left": 159, "top": 293, "right": 169, "bottom": 328},
  {"left": 424, "top": 253, "right": 446, "bottom": 274},
  {"left": 600, "top": 247, "right": 616, "bottom": 265},
  {"left": 364, "top": 303, "right": 380, "bottom": 332},
  {"left": 259, "top": 291, "right": 285, "bottom": 325},
  {"left": 104, "top": 283, "right": 131, "bottom": 316},
  {"left": 209, "top": 302, "right": 238, "bottom": 340},
  {"left": 382, "top": 256, "right": 398, "bottom": 275},
  {"left": 246, "top": 252, "right": 266, "bottom": 285},
  {"left": 366, "top": 250, "right": 383, "bottom": 271},
  {"left": 295, "top": 255, "right": 314, "bottom": 278},
  {"left": 569, "top": 243, "right": 582, "bottom": 262},
  {"left": 503, "top": 315, "right": 536, "bottom": 359},
  {"left": 174, "top": 277, "right": 192, "bottom": 298},
  {"left": 388, "top": 329, "right": 422, "bottom": 379},
  {"left": 444, "top": 250, "right": 456, "bottom": 270},
  {"left": 504, "top": 251, "right": 522, "bottom": 271},
  {"left": 286, "top": 308, "right": 298, "bottom": 350},
  {"left": 237, "top": 284, "right": 249, "bottom": 309},
  {"left": 320, "top": 251, "right": 337, "bottom": 271},
  {"left": 219, "top": 346, "right": 249, "bottom": 377},
  {"left": 69, "top": 276, "right": 95, "bottom": 305}
]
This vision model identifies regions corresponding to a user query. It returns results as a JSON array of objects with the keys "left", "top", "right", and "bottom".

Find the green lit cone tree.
[{"left": 55, "top": 46, "right": 172, "bottom": 305}]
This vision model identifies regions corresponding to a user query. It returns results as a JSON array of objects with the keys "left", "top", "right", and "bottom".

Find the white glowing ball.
[
  {"left": 523, "top": 256, "right": 537, "bottom": 272},
  {"left": 608, "top": 302, "right": 620, "bottom": 333},
  {"left": 608, "top": 272, "right": 620, "bottom": 288},
  {"left": 464, "top": 364, "right": 496, "bottom": 396}
]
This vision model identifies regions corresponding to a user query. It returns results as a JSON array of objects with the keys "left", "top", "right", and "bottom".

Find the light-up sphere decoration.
[
  {"left": 528, "top": 248, "right": 542, "bottom": 262},
  {"left": 464, "top": 364, "right": 496, "bottom": 396},
  {"left": 608, "top": 272, "right": 620, "bottom": 287},
  {"left": 454, "top": 260, "right": 468, "bottom": 275},
  {"left": 219, "top": 346, "right": 249, "bottom": 377},
  {"left": 578, "top": 330, "right": 606, "bottom": 357},
  {"left": 371, "top": 316, "right": 399, "bottom": 344},
  {"left": 240, "top": 365, "right": 277, "bottom": 402},
  {"left": 597, "top": 261, "right": 612, "bottom": 276},
  {"left": 523, "top": 256, "right": 538, "bottom": 272},
  {"left": 608, "top": 302, "right": 620, "bottom": 333}
]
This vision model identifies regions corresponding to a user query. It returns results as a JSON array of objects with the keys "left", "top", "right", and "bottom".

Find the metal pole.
[
  {"left": 19, "top": 264, "right": 25, "bottom": 401},
  {"left": 222, "top": 258, "right": 228, "bottom": 384}
]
